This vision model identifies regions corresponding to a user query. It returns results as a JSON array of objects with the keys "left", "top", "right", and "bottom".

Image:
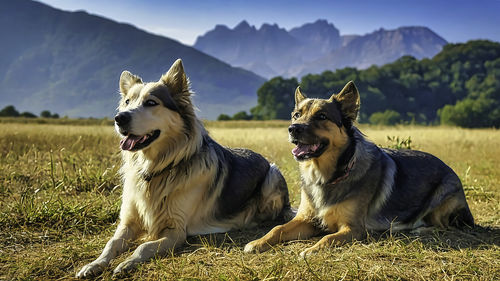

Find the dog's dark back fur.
[
  {"left": 202, "top": 136, "right": 274, "bottom": 219},
  {"left": 380, "top": 149, "right": 474, "bottom": 227}
]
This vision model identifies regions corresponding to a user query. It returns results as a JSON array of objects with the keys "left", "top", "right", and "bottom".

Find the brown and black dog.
[{"left": 244, "top": 81, "right": 474, "bottom": 257}]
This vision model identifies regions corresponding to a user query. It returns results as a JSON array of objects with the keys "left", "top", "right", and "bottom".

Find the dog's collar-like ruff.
[
  {"left": 141, "top": 159, "right": 183, "bottom": 182},
  {"left": 328, "top": 157, "right": 356, "bottom": 185},
  {"left": 142, "top": 164, "right": 171, "bottom": 182},
  {"left": 142, "top": 132, "right": 207, "bottom": 182}
]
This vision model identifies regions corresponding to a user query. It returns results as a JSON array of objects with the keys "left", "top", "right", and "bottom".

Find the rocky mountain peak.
[
  {"left": 194, "top": 20, "right": 447, "bottom": 79},
  {"left": 234, "top": 20, "right": 255, "bottom": 32}
]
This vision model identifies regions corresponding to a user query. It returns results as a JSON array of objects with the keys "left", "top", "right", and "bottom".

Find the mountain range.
[
  {"left": 0, "top": 0, "right": 265, "bottom": 119},
  {"left": 194, "top": 20, "right": 447, "bottom": 78},
  {"left": 1, "top": 0, "right": 450, "bottom": 119}
]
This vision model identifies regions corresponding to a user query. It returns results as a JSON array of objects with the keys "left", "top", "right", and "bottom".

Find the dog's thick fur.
[
  {"left": 76, "top": 59, "right": 292, "bottom": 277},
  {"left": 244, "top": 81, "right": 474, "bottom": 257}
]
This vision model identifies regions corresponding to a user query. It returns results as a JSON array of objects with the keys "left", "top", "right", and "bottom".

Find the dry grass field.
[{"left": 0, "top": 120, "right": 498, "bottom": 280}]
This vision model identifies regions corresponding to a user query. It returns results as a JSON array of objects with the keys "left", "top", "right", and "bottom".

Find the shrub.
[
  {"left": 369, "top": 110, "right": 401, "bottom": 125},
  {"left": 386, "top": 136, "right": 412, "bottom": 150},
  {"left": 40, "top": 110, "right": 60, "bottom": 118},
  {"left": 20, "top": 112, "right": 37, "bottom": 118}
]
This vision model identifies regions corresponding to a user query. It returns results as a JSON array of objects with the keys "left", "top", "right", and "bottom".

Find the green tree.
[
  {"left": 232, "top": 111, "right": 252, "bottom": 120},
  {"left": 40, "top": 110, "right": 52, "bottom": 118},
  {"left": 249, "top": 40, "right": 500, "bottom": 127},
  {"left": 251, "top": 77, "right": 298, "bottom": 120},
  {"left": 40, "top": 110, "right": 59, "bottom": 118},
  {"left": 0, "top": 105, "right": 20, "bottom": 117},
  {"left": 217, "top": 114, "right": 231, "bottom": 121},
  {"left": 439, "top": 97, "right": 499, "bottom": 128}
]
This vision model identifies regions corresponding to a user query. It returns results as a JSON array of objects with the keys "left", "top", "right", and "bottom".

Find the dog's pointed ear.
[
  {"left": 332, "top": 81, "right": 360, "bottom": 121},
  {"left": 295, "top": 86, "right": 307, "bottom": 106},
  {"left": 161, "top": 59, "right": 189, "bottom": 94},
  {"left": 119, "top": 71, "right": 142, "bottom": 95}
]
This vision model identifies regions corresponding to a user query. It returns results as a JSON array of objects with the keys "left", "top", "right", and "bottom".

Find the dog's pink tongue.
[
  {"left": 120, "top": 135, "right": 142, "bottom": 151},
  {"left": 292, "top": 143, "right": 320, "bottom": 157}
]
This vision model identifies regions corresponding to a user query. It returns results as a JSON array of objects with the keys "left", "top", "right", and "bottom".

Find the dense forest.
[{"left": 223, "top": 40, "right": 500, "bottom": 128}]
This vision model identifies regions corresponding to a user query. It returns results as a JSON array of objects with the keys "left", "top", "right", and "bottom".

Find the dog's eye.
[
  {"left": 318, "top": 113, "right": 328, "bottom": 120},
  {"left": 125, "top": 99, "right": 130, "bottom": 105},
  {"left": 293, "top": 112, "right": 301, "bottom": 119},
  {"left": 144, "top": 99, "right": 158, "bottom": 107}
]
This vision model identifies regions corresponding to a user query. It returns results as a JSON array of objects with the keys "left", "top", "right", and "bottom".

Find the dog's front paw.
[
  {"left": 113, "top": 258, "right": 140, "bottom": 276},
  {"left": 299, "top": 246, "right": 318, "bottom": 258},
  {"left": 244, "top": 239, "right": 270, "bottom": 253},
  {"left": 243, "top": 241, "right": 258, "bottom": 253},
  {"left": 75, "top": 259, "right": 107, "bottom": 278}
]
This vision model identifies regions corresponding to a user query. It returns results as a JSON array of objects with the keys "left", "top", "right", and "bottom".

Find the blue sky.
[{"left": 38, "top": 0, "right": 500, "bottom": 45}]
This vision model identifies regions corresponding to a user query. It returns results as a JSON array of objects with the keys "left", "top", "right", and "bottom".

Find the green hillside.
[
  {"left": 249, "top": 40, "right": 500, "bottom": 127},
  {"left": 0, "top": 0, "right": 265, "bottom": 119}
]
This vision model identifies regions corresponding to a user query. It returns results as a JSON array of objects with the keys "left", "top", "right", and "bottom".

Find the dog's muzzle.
[
  {"left": 115, "top": 111, "right": 131, "bottom": 135},
  {"left": 114, "top": 111, "right": 161, "bottom": 151},
  {"left": 288, "top": 123, "right": 306, "bottom": 139},
  {"left": 288, "top": 123, "right": 327, "bottom": 160}
]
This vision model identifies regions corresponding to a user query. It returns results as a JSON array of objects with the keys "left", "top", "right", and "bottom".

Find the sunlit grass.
[{"left": 0, "top": 121, "right": 498, "bottom": 280}]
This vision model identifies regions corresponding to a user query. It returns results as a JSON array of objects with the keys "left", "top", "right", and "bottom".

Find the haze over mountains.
[
  {"left": 194, "top": 20, "right": 447, "bottom": 78},
  {"left": 1, "top": 0, "right": 451, "bottom": 119},
  {"left": 0, "top": 0, "right": 264, "bottom": 119}
]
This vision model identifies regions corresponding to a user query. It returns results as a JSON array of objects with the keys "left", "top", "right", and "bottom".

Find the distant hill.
[
  {"left": 0, "top": 0, "right": 265, "bottom": 119},
  {"left": 194, "top": 20, "right": 447, "bottom": 78}
]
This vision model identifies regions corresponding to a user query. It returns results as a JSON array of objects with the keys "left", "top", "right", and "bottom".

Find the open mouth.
[
  {"left": 120, "top": 130, "right": 161, "bottom": 151},
  {"left": 291, "top": 140, "right": 328, "bottom": 160}
]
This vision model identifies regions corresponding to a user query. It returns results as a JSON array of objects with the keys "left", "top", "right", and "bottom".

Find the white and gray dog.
[{"left": 76, "top": 59, "right": 293, "bottom": 277}]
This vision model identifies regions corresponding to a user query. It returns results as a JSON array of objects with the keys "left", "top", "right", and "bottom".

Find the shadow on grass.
[
  {"left": 368, "top": 224, "right": 500, "bottom": 251},
  {"left": 181, "top": 223, "right": 500, "bottom": 255},
  {"left": 181, "top": 221, "right": 283, "bottom": 254},
  {"left": 64, "top": 223, "right": 498, "bottom": 279}
]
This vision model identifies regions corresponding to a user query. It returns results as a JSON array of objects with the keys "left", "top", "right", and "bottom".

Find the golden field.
[{"left": 0, "top": 120, "right": 498, "bottom": 280}]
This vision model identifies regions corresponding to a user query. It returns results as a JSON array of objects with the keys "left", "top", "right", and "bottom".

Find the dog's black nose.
[
  {"left": 115, "top": 112, "right": 131, "bottom": 126},
  {"left": 288, "top": 124, "right": 304, "bottom": 135}
]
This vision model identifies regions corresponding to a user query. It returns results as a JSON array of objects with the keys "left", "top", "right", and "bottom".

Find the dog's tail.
[
  {"left": 257, "top": 164, "right": 296, "bottom": 222},
  {"left": 449, "top": 179, "right": 475, "bottom": 229},
  {"left": 450, "top": 205, "right": 475, "bottom": 229}
]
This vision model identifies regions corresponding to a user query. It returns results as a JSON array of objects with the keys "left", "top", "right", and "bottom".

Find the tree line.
[
  {"left": 0, "top": 105, "right": 59, "bottom": 119},
  {"left": 219, "top": 40, "right": 500, "bottom": 128}
]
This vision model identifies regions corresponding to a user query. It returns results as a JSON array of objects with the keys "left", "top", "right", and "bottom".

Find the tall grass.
[{"left": 0, "top": 121, "right": 498, "bottom": 280}]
